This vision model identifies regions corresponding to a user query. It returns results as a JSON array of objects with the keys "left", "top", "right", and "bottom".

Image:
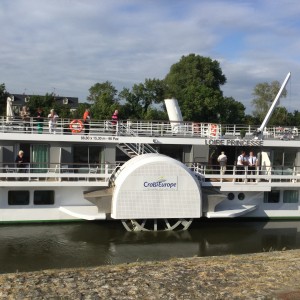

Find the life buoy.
[
  {"left": 210, "top": 123, "right": 218, "bottom": 136},
  {"left": 69, "top": 119, "right": 84, "bottom": 133}
]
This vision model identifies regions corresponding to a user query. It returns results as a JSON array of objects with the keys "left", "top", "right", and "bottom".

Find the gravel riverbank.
[{"left": 1, "top": 249, "right": 300, "bottom": 299}]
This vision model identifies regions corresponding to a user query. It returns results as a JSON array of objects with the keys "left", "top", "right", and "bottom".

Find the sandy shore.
[{"left": 1, "top": 249, "right": 300, "bottom": 299}]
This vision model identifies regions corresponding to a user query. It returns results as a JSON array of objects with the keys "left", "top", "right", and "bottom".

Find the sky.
[{"left": 1, "top": 0, "right": 300, "bottom": 115}]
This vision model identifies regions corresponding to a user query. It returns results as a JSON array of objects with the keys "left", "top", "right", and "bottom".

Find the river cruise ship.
[{"left": 1, "top": 73, "right": 299, "bottom": 231}]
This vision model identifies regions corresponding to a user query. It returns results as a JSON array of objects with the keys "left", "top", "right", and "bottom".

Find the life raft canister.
[
  {"left": 70, "top": 119, "right": 84, "bottom": 133},
  {"left": 210, "top": 123, "right": 218, "bottom": 136}
]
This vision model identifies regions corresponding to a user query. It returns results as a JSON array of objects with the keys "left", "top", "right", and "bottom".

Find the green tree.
[
  {"left": 0, "top": 83, "right": 10, "bottom": 116},
  {"left": 288, "top": 110, "right": 300, "bottom": 126},
  {"left": 73, "top": 103, "right": 90, "bottom": 119},
  {"left": 119, "top": 78, "right": 165, "bottom": 119},
  {"left": 26, "top": 93, "right": 56, "bottom": 116},
  {"left": 143, "top": 107, "right": 168, "bottom": 120},
  {"left": 164, "top": 54, "right": 227, "bottom": 122},
  {"left": 118, "top": 88, "right": 142, "bottom": 120},
  {"left": 269, "top": 107, "right": 289, "bottom": 126},
  {"left": 26, "top": 93, "right": 74, "bottom": 119},
  {"left": 87, "top": 81, "right": 118, "bottom": 119},
  {"left": 251, "top": 80, "right": 287, "bottom": 122},
  {"left": 218, "top": 97, "right": 245, "bottom": 124}
]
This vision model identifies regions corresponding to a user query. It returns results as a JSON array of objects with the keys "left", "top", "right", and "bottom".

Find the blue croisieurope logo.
[{"left": 143, "top": 176, "right": 177, "bottom": 190}]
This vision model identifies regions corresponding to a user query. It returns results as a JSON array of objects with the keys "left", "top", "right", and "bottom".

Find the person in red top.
[
  {"left": 111, "top": 110, "right": 118, "bottom": 134},
  {"left": 83, "top": 108, "right": 90, "bottom": 135}
]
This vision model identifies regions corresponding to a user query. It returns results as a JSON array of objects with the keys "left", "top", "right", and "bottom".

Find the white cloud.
[{"left": 1, "top": 0, "right": 300, "bottom": 116}]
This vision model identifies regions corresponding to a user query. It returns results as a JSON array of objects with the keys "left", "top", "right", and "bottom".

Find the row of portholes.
[{"left": 228, "top": 192, "right": 245, "bottom": 201}]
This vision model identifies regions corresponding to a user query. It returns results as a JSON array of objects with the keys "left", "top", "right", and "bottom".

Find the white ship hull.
[{"left": 2, "top": 86, "right": 300, "bottom": 229}]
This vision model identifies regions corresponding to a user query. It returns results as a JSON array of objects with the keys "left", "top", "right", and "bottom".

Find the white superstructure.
[{"left": 2, "top": 72, "right": 300, "bottom": 231}]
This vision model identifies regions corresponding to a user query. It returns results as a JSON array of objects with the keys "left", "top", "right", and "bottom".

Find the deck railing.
[
  {"left": 1, "top": 162, "right": 119, "bottom": 183},
  {"left": 0, "top": 116, "right": 299, "bottom": 140},
  {"left": 189, "top": 163, "right": 300, "bottom": 184},
  {"left": 2, "top": 159, "right": 300, "bottom": 185}
]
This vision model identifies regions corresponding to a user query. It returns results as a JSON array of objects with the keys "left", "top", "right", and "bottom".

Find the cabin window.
[
  {"left": 227, "top": 193, "right": 235, "bottom": 200},
  {"left": 283, "top": 190, "right": 299, "bottom": 203},
  {"left": 264, "top": 190, "right": 280, "bottom": 203},
  {"left": 73, "top": 145, "right": 105, "bottom": 168},
  {"left": 8, "top": 191, "right": 30, "bottom": 205},
  {"left": 273, "top": 150, "right": 296, "bottom": 168},
  {"left": 238, "top": 193, "right": 245, "bottom": 200},
  {"left": 34, "top": 191, "right": 55, "bottom": 205}
]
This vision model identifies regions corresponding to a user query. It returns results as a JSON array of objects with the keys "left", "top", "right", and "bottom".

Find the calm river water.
[{"left": 0, "top": 219, "right": 300, "bottom": 274}]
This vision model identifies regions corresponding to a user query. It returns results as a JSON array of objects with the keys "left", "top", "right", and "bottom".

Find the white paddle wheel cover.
[{"left": 111, "top": 153, "right": 201, "bottom": 219}]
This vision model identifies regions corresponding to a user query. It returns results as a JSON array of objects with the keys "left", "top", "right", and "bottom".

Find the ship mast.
[{"left": 257, "top": 72, "right": 291, "bottom": 138}]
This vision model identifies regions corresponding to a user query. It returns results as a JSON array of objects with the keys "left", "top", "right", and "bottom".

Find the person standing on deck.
[
  {"left": 237, "top": 150, "right": 247, "bottom": 182},
  {"left": 83, "top": 108, "right": 91, "bottom": 135},
  {"left": 217, "top": 151, "right": 227, "bottom": 175},
  {"left": 248, "top": 151, "right": 258, "bottom": 181},
  {"left": 111, "top": 110, "right": 118, "bottom": 134},
  {"left": 15, "top": 150, "right": 26, "bottom": 173},
  {"left": 20, "top": 106, "right": 31, "bottom": 133},
  {"left": 48, "top": 109, "right": 58, "bottom": 134},
  {"left": 36, "top": 107, "right": 44, "bottom": 134}
]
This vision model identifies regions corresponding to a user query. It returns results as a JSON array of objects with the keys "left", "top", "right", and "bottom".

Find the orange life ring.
[
  {"left": 210, "top": 123, "right": 218, "bottom": 136},
  {"left": 69, "top": 119, "right": 84, "bottom": 133}
]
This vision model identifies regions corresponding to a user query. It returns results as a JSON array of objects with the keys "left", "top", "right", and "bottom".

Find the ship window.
[
  {"left": 283, "top": 190, "right": 298, "bottom": 203},
  {"left": 73, "top": 145, "right": 105, "bottom": 167},
  {"left": 8, "top": 191, "right": 30, "bottom": 205},
  {"left": 238, "top": 193, "right": 245, "bottom": 200},
  {"left": 34, "top": 190, "right": 54, "bottom": 205},
  {"left": 228, "top": 193, "right": 235, "bottom": 200},
  {"left": 264, "top": 190, "right": 280, "bottom": 203}
]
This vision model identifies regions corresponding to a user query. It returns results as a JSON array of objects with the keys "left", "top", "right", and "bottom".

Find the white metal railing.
[
  {"left": 0, "top": 116, "right": 299, "bottom": 140},
  {"left": 1, "top": 163, "right": 118, "bottom": 183},
  {"left": 189, "top": 163, "right": 300, "bottom": 184}
]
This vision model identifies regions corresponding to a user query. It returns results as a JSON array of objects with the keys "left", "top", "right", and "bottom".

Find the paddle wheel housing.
[{"left": 111, "top": 153, "right": 202, "bottom": 220}]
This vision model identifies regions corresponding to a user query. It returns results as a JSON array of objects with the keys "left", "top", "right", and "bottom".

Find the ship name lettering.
[
  {"left": 205, "top": 139, "right": 225, "bottom": 145},
  {"left": 205, "top": 139, "right": 263, "bottom": 146},
  {"left": 225, "top": 139, "right": 263, "bottom": 146}
]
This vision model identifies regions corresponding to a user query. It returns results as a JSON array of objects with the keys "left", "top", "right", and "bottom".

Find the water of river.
[{"left": 0, "top": 219, "right": 299, "bottom": 274}]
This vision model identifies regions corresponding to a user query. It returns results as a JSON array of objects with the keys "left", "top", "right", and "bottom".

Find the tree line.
[{"left": 1, "top": 53, "right": 299, "bottom": 126}]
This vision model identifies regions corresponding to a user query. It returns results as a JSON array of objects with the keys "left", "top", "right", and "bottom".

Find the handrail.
[
  {"left": 118, "top": 123, "right": 158, "bottom": 155},
  {"left": 1, "top": 162, "right": 118, "bottom": 182},
  {"left": 189, "top": 163, "right": 300, "bottom": 184},
  {"left": 0, "top": 116, "right": 299, "bottom": 140}
]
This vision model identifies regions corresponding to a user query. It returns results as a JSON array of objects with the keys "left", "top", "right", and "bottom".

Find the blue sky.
[{"left": 1, "top": 0, "right": 300, "bottom": 115}]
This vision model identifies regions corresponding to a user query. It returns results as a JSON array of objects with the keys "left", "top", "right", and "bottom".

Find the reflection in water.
[{"left": 0, "top": 220, "right": 299, "bottom": 274}]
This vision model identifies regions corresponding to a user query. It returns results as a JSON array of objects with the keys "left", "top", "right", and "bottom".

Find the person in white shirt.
[
  {"left": 217, "top": 151, "right": 227, "bottom": 175},
  {"left": 236, "top": 150, "right": 247, "bottom": 181},
  {"left": 248, "top": 151, "right": 258, "bottom": 181},
  {"left": 48, "top": 109, "right": 58, "bottom": 134}
]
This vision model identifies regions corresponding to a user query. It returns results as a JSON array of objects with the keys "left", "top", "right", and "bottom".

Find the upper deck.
[{"left": 1, "top": 116, "right": 299, "bottom": 146}]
